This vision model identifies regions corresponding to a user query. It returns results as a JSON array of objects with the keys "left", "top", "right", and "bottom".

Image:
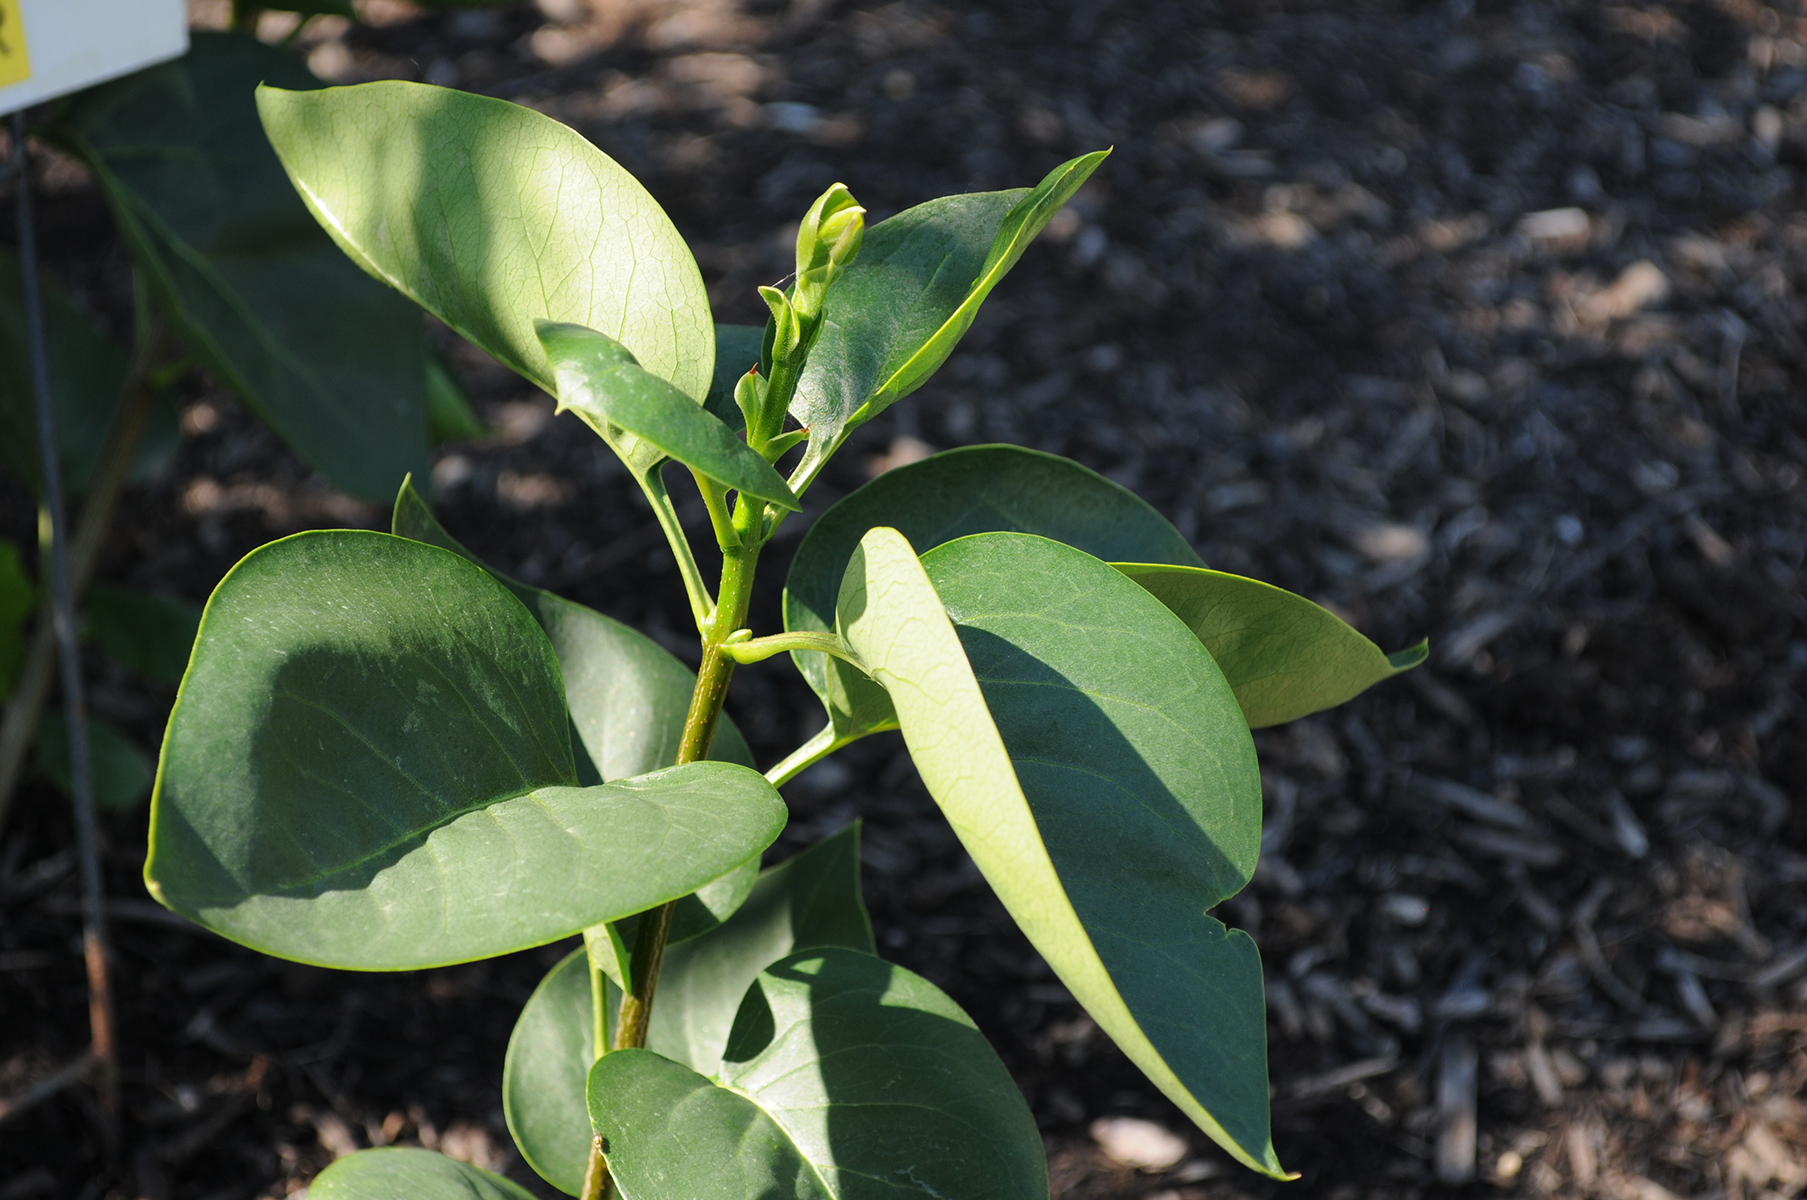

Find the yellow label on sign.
[{"left": 0, "top": 0, "right": 29, "bottom": 89}]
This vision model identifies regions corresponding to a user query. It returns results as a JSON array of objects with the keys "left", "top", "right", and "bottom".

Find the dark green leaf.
[
  {"left": 147, "top": 530, "right": 785, "bottom": 968},
  {"left": 425, "top": 347, "right": 488, "bottom": 443},
  {"left": 589, "top": 948, "right": 1046, "bottom": 1200},
  {"left": 59, "top": 33, "right": 431, "bottom": 502},
  {"left": 777, "top": 444, "right": 1199, "bottom": 778},
  {"left": 1114, "top": 563, "right": 1426, "bottom": 727},
  {"left": 837, "top": 529, "right": 1281, "bottom": 1176},
  {"left": 254, "top": 78, "right": 712, "bottom": 487},
  {"left": 85, "top": 584, "right": 201, "bottom": 686},
  {"left": 0, "top": 246, "right": 128, "bottom": 497},
  {"left": 308, "top": 1148, "right": 537, "bottom": 1200},
  {"left": 390, "top": 477, "right": 756, "bottom": 778},
  {"left": 703, "top": 323, "right": 766, "bottom": 432},
  {"left": 504, "top": 826, "right": 870, "bottom": 1195},
  {"left": 789, "top": 152, "right": 1106, "bottom": 484},
  {"left": 36, "top": 711, "right": 155, "bottom": 813},
  {"left": 0, "top": 540, "right": 32, "bottom": 696},
  {"left": 537, "top": 322, "right": 797, "bottom": 510}
]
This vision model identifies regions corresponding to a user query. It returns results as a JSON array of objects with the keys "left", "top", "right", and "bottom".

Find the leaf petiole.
[{"left": 720, "top": 629, "right": 866, "bottom": 672}]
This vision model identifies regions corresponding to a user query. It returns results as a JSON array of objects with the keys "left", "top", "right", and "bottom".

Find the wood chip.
[{"left": 1436, "top": 1034, "right": 1478, "bottom": 1184}]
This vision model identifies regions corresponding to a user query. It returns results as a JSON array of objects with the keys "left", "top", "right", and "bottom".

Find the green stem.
[
  {"left": 582, "top": 536, "right": 762, "bottom": 1195},
  {"left": 722, "top": 629, "right": 865, "bottom": 671},
  {"left": 764, "top": 722, "right": 853, "bottom": 788},
  {"left": 636, "top": 467, "right": 714, "bottom": 633}
]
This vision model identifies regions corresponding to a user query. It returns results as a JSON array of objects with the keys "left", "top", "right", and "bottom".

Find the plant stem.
[{"left": 583, "top": 536, "right": 763, "bottom": 1196}]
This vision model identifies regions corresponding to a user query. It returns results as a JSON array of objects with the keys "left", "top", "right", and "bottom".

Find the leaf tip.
[{"left": 1386, "top": 639, "right": 1430, "bottom": 672}]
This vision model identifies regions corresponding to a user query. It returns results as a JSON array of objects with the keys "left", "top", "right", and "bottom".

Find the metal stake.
[{"left": 10, "top": 109, "right": 118, "bottom": 1145}]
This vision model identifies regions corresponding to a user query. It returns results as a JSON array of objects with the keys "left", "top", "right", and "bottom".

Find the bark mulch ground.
[{"left": 3, "top": 1, "right": 1806, "bottom": 1197}]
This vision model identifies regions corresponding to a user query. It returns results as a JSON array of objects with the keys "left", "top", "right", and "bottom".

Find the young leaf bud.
[
  {"left": 792, "top": 182, "right": 865, "bottom": 321},
  {"left": 758, "top": 284, "right": 801, "bottom": 362},
  {"left": 733, "top": 366, "right": 766, "bottom": 434}
]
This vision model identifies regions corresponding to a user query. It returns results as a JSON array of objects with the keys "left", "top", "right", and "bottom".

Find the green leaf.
[
  {"left": 504, "top": 826, "right": 871, "bottom": 1195},
  {"left": 308, "top": 1148, "right": 537, "bottom": 1200},
  {"left": 836, "top": 528, "right": 1283, "bottom": 1177},
  {"left": 777, "top": 444, "right": 1199, "bottom": 777},
  {"left": 58, "top": 32, "right": 431, "bottom": 502},
  {"left": 588, "top": 948, "right": 1045, "bottom": 1200},
  {"left": 391, "top": 479, "right": 759, "bottom": 945},
  {"left": 84, "top": 584, "right": 202, "bottom": 686},
  {"left": 0, "top": 246, "right": 129, "bottom": 498},
  {"left": 0, "top": 540, "right": 32, "bottom": 696},
  {"left": 703, "top": 323, "right": 766, "bottom": 433},
  {"left": 789, "top": 152, "right": 1107, "bottom": 484},
  {"left": 254, "top": 77, "right": 713, "bottom": 487},
  {"left": 1114, "top": 563, "right": 1426, "bottom": 727},
  {"left": 390, "top": 477, "right": 755, "bottom": 779},
  {"left": 35, "top": 712, "right": 155, "bottom": 813},
  {"left": 425, "top": 347, "right": 489, "bottom": 443},
  {"left": 538, "top": 322, "right": 798, "bottom": 510},
  {"left": 146, "top": 530, "right": 785, "bottom": 969},
  {"left": 503, "top": 946, "right": 602, "bottom": 1195}
]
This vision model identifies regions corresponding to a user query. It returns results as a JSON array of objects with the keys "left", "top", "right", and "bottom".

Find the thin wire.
[{"left": 11, "top": 110, "right": 117, "bottom": 1142}]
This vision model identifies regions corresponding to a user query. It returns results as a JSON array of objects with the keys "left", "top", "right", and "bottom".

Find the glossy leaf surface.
[
  {"left": 85, "top": 584, "right": 202, "bottom": 686},
  {"left": 837, "top": 528, "right": 1280, "bottom": 1176},
  {"left": 147, "top": 530, "right": 784, "bottom": 968},
  {"left": 790, "top": 152, "right": 1105, "bottom": 480},
  {"left": 782, "top": 445, "right": 1200, "bottom": 768},
  {"left": 309, "top": 1148, "right": 537, "bottom": 1200},
  {"left": 37, "top": 712, "right": 155, "bottom": 812},
  {"left": 539, "top": 322, "right": 797, "bottom": 509},
  {"left": 62, "top": 33, "right": 430, "bottom": 501},
  {"left": 1115, "top": 563, "right": 1427, "bottom": 727},
  {"left": 505, "top": 826, "right": 870, "bottom": 1195},
  {"left": 589, "top": 948, "right": 1045, "bottom": 1200},
  {"left": 255, "top": 80, "right": 713, "bottom": 427}
]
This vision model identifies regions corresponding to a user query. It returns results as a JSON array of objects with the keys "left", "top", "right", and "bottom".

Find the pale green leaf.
[
  {"left": 538, "top": 322, "right": 797, "bottom": 509},
  {"left": 774, "top": 444, "right": 1198, "bottom": 782},
  {"left": 836, "top": 528, "right": 1283, "bottom": 1177},
  {"left": 1114, "top": 563, "right": 1426, "bottom": 727},
  {"left": 254, "top": 79, "right": 713, "bottom": 486}
]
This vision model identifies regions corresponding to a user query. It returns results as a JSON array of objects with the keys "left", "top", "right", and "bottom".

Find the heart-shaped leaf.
[
  {"left": 308, "top": 1148, "right": 536, "bottom": 1200},
  {"left": 147, "top": 530, "right": 784, "bottom": 969},
  {"left": 1114, "top": 563, "right": 1427, "bottom": 727},
  {"left": 835, "top": 528, "right": 1283, "bottom": 1177},
  {"left": 538, "top": 322, "right": 797, "bottom": 510},
  {"left": 788, "top": 152, "right": 1106, "bottom": 486},
  {"left": 588, "top": 948, "right": 1045, "bottom": 1200},
  {"left": 59, "top": 33, "right": 431, "bottom": 501},
  {"left": 504, "top": 825, "right": 870, "bottom": 1195},
  {"left": 775, "top": 444, "right": 1199, "bottom": 781},
  {"left": 255, "top": 78, "right": 713, "bottom": 485}
]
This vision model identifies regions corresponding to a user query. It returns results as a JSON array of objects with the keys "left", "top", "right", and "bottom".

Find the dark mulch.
[{"left": 4, "top": 1, "right": 1806, "bottom": 1197}]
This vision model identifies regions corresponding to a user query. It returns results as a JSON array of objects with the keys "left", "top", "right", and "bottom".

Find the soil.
[{"left": 3, "top": 1, "right": 1806, "bottom": 1198}]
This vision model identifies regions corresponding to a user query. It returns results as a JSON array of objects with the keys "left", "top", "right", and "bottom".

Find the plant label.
[{"left": 0, "top": 0, "right": 185, "bottom": 113}]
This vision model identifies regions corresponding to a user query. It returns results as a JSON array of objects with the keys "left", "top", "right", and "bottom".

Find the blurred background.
[{"left": 2, "top": 1, "right": 1805, "bottom": 1197}]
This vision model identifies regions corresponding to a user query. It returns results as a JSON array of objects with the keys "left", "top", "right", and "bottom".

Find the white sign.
[{"left": 0, "top": 0, "right": 187, "bottom": 113}]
